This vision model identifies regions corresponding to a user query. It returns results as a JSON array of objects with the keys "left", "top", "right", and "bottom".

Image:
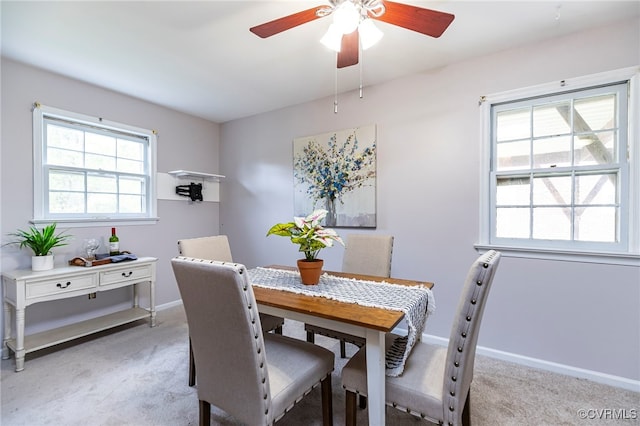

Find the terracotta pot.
[{"left": 297, "top": 259, "right": 324, "bottom": 285}]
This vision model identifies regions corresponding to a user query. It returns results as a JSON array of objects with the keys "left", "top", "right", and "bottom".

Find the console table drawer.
[
  {"left": 99, "top": 264, "right": 152, "bottom": 286},
  {"left": 26, "top": 274, "right": 96, "bottom": 299}
]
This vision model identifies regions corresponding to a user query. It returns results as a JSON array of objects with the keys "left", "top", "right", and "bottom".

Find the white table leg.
[
  {"left": 2, "top": 301, "right": 12, "bottom": 360},
  {"left": 365, "top": 329, "right": 386, "bottom": 426},
  {"left": 14, "top": 308, "right": 25, "bottom": 372},
  {"left": 149, "top": 279, "right": 156, "bottom": 327}
]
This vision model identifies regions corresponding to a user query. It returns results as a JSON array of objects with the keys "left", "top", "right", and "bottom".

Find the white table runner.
[{"left": 248, "top": 267, "right": 435, "bottom": 376}]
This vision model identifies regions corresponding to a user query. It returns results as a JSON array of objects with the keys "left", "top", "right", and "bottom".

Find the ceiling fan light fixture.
[
  {"left": 320, "top": 23, "right": 343, "bottom": 52},
  {"left": 333, "top": 1, "right": 360, "bottom": 34},
  {"left": 359, "top": 18, "right": 383, "bottom": 50}
]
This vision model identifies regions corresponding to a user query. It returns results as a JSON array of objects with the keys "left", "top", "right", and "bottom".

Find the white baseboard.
[
  {"left": 420, "top": 333, "right": 640, "bottom": 392},
  {"left": 157, "top": 300, "right": 183, "bottom": 311}
]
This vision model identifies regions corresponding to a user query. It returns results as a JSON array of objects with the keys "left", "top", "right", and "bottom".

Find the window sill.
[
  {"left": 31, "top": 218, "right": 159, "bottom": 229},
  {"left": 474, "top": 244, "right": 640, "bottom": 267}
]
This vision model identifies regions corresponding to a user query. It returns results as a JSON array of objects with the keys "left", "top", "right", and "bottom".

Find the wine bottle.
[{"left": 109, "top": 227, "right": 120, "bottom": 256}]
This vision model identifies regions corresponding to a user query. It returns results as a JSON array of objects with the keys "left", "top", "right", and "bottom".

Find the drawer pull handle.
[
  {"left": 56, "top": 281, "right": 71, "bottom": 289},
  {"left": 122, "top": 271, "right": 133, "bottom": 277}
]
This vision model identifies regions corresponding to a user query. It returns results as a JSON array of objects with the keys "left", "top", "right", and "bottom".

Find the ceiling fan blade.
[
  {"left": 337, "top": 31, "right": 359, "bottom": 68},
  {"left": 373, "top": 1, "right": 454, "bottom": 38},
  {"left": 250, "top": 6, "right": 327, "bottom": 38}
]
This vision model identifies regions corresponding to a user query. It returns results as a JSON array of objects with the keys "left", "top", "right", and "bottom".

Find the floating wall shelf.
[
  {"left": 168, "top": 170, "right": 225, "bottom": 181},
  {"left": 157, "top": 170, "right": 224, "bottom": 202}
]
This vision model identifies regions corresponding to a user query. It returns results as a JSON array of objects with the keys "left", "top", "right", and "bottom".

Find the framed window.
[
  {"left": 32, "top": 103, "right": 158, "bottom": 226},
  {"left": 478, "top": 68, "right": 639, "bottom": 265}
]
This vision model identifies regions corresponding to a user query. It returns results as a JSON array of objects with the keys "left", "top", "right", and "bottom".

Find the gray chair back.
[
  {"left": 342, "top": 234, "right": 394, "bottom": 277},
  {"left": 442, "top": 249, "right": 501, "bottom": 425},
  {"left": 177, "top": 235, "right": 233, "bottom": 262},
  {"left": 171, "top": 258, "right": 272, "bottom": 424}
]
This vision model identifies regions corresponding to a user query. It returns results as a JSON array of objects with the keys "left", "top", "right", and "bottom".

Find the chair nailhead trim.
[
  {"left": 449, "top": 406, "right": 455, "bottom": 411},
  {"left": 461, "top": 332, "right": 467, "bottom": 338},
  {"left": 466, "top": 316, "right": 472, "bottom": 321},
  {"left": 457, "top": 347, "right": 463, "bottom": 352},
  {"left": 476, "top": 280, "right": 483, "bottom": 286},
  {"left": 450, "top": 391, "right": 455, "bottom": 396},
  {"left": 471, "top": 299, "right": 477, "bottom": 304},
  {"left": 451, "top": 376, "right": 457, "bottom": 381},
  {"left": 454, "top": 361, "right": 459, "bottom": 367}
]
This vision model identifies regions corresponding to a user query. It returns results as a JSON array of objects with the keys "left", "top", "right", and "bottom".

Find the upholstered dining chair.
[
  {"left": 305, "top": 234, "right": 394, "bottom": 358},
  {"left": 171, "top": 257, "right": 334, "bottom": 426},
  {"left": 177, "top": 235, "right": 284, "bottom": 386},
  {"left": 341, "top": 250, "right": 501, "bottom": 426}
]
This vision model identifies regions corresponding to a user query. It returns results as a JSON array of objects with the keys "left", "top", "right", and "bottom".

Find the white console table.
[{"left": 2, "top": 256, "right": 157, "bottom": 372}]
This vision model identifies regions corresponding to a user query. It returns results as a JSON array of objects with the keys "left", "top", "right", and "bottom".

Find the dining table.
[{"left": 250, "top": 265, "right": 435, "bottom": 426}]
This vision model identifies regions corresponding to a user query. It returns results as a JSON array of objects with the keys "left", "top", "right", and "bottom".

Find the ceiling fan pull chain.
[
  {"left": 359, "top": 42, "right": 364, "bottom": 99},
  {"left": 334, "top": 62, "right": 339, "bottom": 114}
]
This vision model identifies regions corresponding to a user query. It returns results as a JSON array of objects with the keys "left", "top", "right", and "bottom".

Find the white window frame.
[
  {"left": 32, "top": 103, "right": 158, "bottom": 227},
  {"left": 477, "top": 67, "right": 640, "bottom": 266}
]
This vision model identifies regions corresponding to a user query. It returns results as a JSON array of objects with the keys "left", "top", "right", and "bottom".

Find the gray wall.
[
  {"left": 1, "top": 58, "right": 221, "bottom": 333},
  {"left": 219, "top": 18, "right": 640, "bottom": 383}
]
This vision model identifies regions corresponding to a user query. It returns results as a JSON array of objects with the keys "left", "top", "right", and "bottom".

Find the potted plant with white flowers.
[
  {"left": 267, "top": 209, "right": 344, "bottom": 284},
  {"left": 6, "top": 223, "right": 71, "bottom": 271}
]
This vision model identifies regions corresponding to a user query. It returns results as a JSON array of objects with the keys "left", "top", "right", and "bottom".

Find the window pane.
[
  {"left": 532, "top": 207, "right": 571, "bottom": 240},
  {"left": 50, "top": 192, "right": 84, "bottom": 213},
  {"left": 496, "top": 108, "right": 530, "bottom": 141},
  {"left": 48, "top": 147, "right": 84, "bottom": 167},
  {"left": 533, "top": 175, "right": 571, "bottom": 205},
  {"left": 118, "top": 139, "right": 145, "bottom": 161},
  {"left": 533, "top": 101, "right": 571, "bottom": 138},
  {"left": 47, "top": 124, "right": 83, "bottom": 151},
  {"left": 575, "top": 206, "right": 617, "bottom": 242},
  {"left": 87, "top": 174, "right": 117, "bottom": 193},
  {"left": 496, "top": 207, "right": 530, "bottom": 238},
  {"left": 576, "top": 172, "right": 617, "bottom": 205},
  {"left": 49, "top": 170, "right": 84, "bottom": 191},
  {"left": 533, "top": 136, "right": 571, "bottom": 168},
  {"left": 85, "top": 133, "right": 116, "bottom": 157},
  {"left": 120, "top": 176, "right": 145, "bottom": 195},
  {"left": 574, "top": 94, "right": 615, "bottom": 132},
  {"left": 118, "top": 158, "right": 144, "bottom": 174},
  {"left": 496, "top": 176, "right": 530, "bottom": 205},
  {"left": 86, "top": 153, "right": 116, "bottom": 171},
  {"left": 496, "top": 140, "right": 530, "bottom": 171},
  {"left": 120, "top": 194, "right": 145, "bottom": 213},
  {"left": 574, "top": 131, "right": 615, "bottom": 166},
  {"left": 87, "top": 193, "right": 117, "bottom": 213}
]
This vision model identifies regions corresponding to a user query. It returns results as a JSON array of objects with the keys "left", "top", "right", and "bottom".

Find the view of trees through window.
[{"left": 44, "top": 117, "right": 149, "bottom": 217}]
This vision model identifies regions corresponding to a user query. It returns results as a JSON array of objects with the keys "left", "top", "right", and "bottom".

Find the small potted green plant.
[
  {"left": 6, "top": 223, "right": 71, "bottom": 271},
  {"left": 267, "top": 209, "right": 344, "bottom": 284}
]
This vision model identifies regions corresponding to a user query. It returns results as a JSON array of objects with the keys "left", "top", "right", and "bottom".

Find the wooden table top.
[{"left": 252, "top": 265, "right": 434, "bottom": 333}]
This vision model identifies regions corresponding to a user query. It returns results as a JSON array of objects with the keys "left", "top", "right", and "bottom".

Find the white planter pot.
[{"left": 32, "top": 255, "right": 54, "bottom": 271}]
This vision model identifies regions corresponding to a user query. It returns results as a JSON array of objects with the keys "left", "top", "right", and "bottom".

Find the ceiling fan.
[{"left": 250, "top": 0, "right": 455, "bottom": 69}]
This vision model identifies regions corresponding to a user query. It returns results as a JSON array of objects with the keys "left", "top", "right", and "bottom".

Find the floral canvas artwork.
[{"left": 293, "top": 125, "right": 376, "bottom": 228}]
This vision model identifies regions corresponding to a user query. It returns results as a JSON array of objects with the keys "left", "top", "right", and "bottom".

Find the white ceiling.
[{"left": 2, "top": 1, "right": 638, "bottom": 123}]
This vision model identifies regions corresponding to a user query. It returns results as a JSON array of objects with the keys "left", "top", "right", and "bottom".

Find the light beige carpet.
[{"left": 1, "top": 305, "right": 638, "bottom": 425}]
